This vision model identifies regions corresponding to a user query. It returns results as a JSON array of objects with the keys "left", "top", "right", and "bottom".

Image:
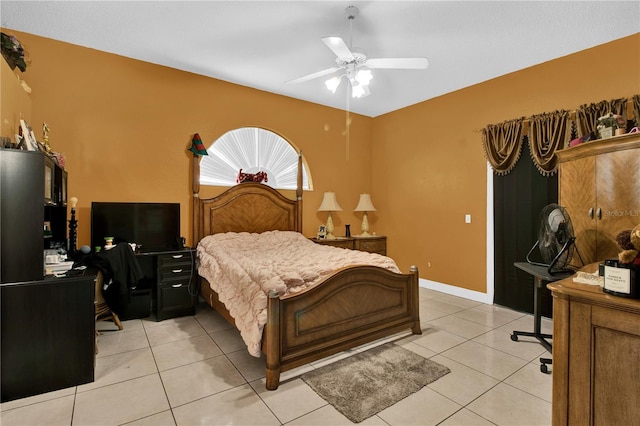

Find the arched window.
[{"left": 199, "top": 127, "right": 312, "bottom": 190}]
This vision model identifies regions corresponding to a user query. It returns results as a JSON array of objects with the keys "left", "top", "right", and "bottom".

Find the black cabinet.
[
  {"left": 133, "top": 248, "right": 197, "bottom": 321},
  {"left": 154, "top": 249, "right": 197, "bottom": 321},
  {"left": 155, "top": 250, "right": 197, "bottom": 320},
  {"left": 0, "top": 149, "right": 68, "bottom": 284},
  {"left": 1, "top": 150, "right": 44, "bottom": 283},
  {"left": 1, "top": 272, "right": 96, "bottom": 402}
]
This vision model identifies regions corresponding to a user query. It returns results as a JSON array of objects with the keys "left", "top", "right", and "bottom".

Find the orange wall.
[
  {"left": 5, "top": 31, "right": 373, "bottom": 249},
  {"left": 2, "top": 30, "right": 639, "bottom": 295},
  {"left": 373, "top": 34, "right": 640, "bottom": 291},
  {"left": 1, "top": 58, "right": 31, "bottom": 137}
]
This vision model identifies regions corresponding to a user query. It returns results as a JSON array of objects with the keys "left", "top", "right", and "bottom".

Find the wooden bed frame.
[{"left": 192, "top": 153, "right": 421, "bottom": 390}]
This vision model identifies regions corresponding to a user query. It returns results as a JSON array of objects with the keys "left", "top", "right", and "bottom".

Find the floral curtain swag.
[{"left": 483, "top": 95, "right": 639, "bottom": 177}]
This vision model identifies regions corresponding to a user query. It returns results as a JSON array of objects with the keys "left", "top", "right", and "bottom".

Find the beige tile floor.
[{"left": 1, "top": 288, "right": 554, "bottom": 425}]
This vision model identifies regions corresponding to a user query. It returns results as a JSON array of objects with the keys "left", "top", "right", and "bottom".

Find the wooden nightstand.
[
  {"left": 310, "top": 237, "right": 355, "bottom": 249},
  {"left": 353, "top": 236, "right": 387, "bottom": 255}
]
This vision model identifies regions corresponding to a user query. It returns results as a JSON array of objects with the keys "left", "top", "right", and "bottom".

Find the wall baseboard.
[{"left": 419, "top": 278, "right": 493, "bottom": 304}]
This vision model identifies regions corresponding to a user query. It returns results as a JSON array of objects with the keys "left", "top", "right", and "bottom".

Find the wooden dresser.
[
  {"left": 548, "top": 266, "right": 640, "bottom": 425},
  {"left": 311, "top": 236, "right": 387, "bottom": 255},
  {"left": 556, "top": 133, "right": 640, "bottom": 264}
]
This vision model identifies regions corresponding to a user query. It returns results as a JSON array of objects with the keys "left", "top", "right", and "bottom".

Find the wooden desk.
[{"left": 548, "top": 264, "right": 640, "bottom": 425}]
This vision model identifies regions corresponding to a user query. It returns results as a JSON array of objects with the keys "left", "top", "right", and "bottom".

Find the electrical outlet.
[{"left": 465, "top": 214, "right": 471, "bottom": 223}]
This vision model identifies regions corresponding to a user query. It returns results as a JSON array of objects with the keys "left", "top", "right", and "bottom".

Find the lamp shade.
[
  {"left": 354, "top": 194, "right": 376, "bottom": 212},
  {"left": 318, "top": 192, "right": 342, "bottom": 212}
]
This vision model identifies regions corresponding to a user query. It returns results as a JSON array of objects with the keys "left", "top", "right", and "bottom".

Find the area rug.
[{"left": 301, "top": 342, "right": 450, "bottom": 423}]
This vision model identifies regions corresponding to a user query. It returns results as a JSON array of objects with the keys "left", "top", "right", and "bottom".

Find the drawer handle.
[
  {"left": 172, "top": 254, "right": 184, "bottom": 259},
  {"left": 588, "top": 207, "right": 594, "bottom": 219},
  {"left": 172, "top": 283, "right": 183, "bottom": 288},
  {"left": 171, "top": 269, "right": 183, "bottom": 273},
  {"left": 596, "top": 208, "right": 602, "bottom": 220}
]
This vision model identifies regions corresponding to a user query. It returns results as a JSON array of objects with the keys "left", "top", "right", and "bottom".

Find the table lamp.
[
  {"left": 354, "top": 193, "right": 376, "bottom": 237},
  {"left": 318, "top": 192, "right": 342, "bottom": 239}
]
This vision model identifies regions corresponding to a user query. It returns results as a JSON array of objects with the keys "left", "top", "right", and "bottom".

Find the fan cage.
[{"left": 527, "top": 203, "right": 581, "bottom": 274}]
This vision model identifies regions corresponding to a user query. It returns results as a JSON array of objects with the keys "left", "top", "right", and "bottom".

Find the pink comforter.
[{"left": 197, "top": 231, "right": 400, "bottom": 356}]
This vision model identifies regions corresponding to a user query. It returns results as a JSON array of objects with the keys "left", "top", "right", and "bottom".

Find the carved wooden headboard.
[{"left": 192, "top": 153, "right": 303, "bottom": 243}]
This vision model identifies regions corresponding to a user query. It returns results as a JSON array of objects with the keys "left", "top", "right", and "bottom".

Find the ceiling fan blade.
[
  {"left": 365, "top": 57, "right": 429, "bottom": 69},
  {"left": 285, "top": 67, "right": 341, "bottom": 84},
  {"left": 322, "top": 37, "right": 354, "bottom": 60}
]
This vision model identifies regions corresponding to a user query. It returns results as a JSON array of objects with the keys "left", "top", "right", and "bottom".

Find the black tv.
[{"left": 91, "top": 202, "right": 181, "bottom": 252}]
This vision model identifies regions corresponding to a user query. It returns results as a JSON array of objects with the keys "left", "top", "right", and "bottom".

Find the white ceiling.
[{"left": 1, "top": 1, "right": 638, "bottom": 117}]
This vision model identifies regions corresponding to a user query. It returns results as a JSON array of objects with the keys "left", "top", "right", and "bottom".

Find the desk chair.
[
  {"left": 511, "top": 262, "right": 573, "bottom": 373},
  {"left": 95, "top": 271, "right": 123, "bottom": 354}
]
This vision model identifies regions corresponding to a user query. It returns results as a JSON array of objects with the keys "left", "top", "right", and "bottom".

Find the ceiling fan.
[{"left": 286, "top": 5, "right": 429, "bottom": 98}]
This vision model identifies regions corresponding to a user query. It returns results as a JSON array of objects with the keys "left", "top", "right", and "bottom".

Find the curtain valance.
[
  {"left": 528, "top": 110, "right": 571, "bottom": 176},
  {"left": 481, "top": 118, "right": 525, "bottom": 176},
  {"left": 483, "top": 95, "right": 637, "bottom": 176}
]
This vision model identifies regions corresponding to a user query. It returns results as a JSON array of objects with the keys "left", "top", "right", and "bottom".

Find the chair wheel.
[
  {"left": 540, "top": 364, "right": 549, "bottom": 374},
  {"left": 510, "top": 334, "right": 518, "bottom": 342}
]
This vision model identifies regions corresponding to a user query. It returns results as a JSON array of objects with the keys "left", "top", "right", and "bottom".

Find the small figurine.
[
  {"left": 615, "top": 225, "right": 640, "bottom": 266},
  {"left": 42, "top": 122, "right": 51, "bottom": 153}
]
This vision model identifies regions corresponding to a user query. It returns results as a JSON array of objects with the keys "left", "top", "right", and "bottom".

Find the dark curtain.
[{"left": 493, "top": 138, "right": 558, "bottom": 316}]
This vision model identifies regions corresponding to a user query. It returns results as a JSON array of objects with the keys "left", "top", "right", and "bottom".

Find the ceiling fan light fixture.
[
  {"left": 325, "top": 75, "right": 343, "bottom": 93},
  {"left": 289, "top": 5, "right": 426, "bottom": 103},
  {"left": 351, "top": 84, "right": 370, "bottom": 98},
  {"left": 355, "top": 69, "right": 373, "bottom": 86}
]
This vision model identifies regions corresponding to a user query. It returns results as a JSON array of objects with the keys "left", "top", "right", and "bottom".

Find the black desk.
[
  {"left": 511, "top": 262, "right": 574, "bottom": 373},
  {"left": 1, "top": 271, "right": 96, "bottom": 402}
]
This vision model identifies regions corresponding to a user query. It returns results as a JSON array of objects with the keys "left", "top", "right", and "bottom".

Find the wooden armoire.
[
  {"left": 551, "top": 133, "right": 640, "bottom": 425},
  {"left": 556, "top": 133, "right": 640, "bottom": 265}
]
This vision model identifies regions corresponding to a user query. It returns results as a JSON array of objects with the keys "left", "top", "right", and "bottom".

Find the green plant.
[
  {"left": 597, "top": 113, "right": 626, "bottom": 129},
  {"left": 1, "top": 32, "right": 27, "bottom": 72}
]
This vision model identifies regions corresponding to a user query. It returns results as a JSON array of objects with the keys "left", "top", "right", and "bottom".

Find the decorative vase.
[{"left": 598, "top": 127, "right": 614, "bottom": 139}]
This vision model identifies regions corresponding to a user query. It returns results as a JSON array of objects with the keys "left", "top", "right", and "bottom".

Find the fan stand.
[
  {"left": 511, "top": 262, "right": 573, "bottom": 374},
  {"left": 525, "top": 236, "right": 583, "bottom": 276},
  {"left": 514, "top": 235, "right": 583, "bottom": 374}
]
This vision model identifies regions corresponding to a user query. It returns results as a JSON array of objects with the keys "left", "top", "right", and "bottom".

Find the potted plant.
[{"left": 597, "top": 113, "right": 626, "bottom": 139}]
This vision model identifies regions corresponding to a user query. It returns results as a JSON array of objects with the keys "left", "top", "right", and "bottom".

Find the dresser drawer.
[
  {"left": 158, "top": 253, "right": 192, "bottom": 268},
  {"left": 354, "top": 237, "right": 386, "bottom": 255},
  {"left": 157, "top": 281, "right": 196, "bottom": 320},
  {"left": 310, "top": 238, "right": 355, "bottom": 249},
  {"left": 158, "top": 268, "right": 192, "bottom": 282}
]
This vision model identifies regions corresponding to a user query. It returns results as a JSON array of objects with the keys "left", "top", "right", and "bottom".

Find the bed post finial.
[
  {"left": 192, "top": 153, "right": 202, "bottom": 246},
  {"left": 296, "top": 151, "right": 303, "bottom": 232}
]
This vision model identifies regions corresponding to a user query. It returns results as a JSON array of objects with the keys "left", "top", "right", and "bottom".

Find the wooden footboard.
[
  {"left": 264, "top": 265, "right": 421, "bottom": 390},
  {"left": 200, "top": 265, "right": 421, "bottom": 390}
]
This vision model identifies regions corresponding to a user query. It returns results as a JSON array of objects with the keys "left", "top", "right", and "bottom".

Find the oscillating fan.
[{"left": 526, "top": 203, "right": 582, "bottom": 275}]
